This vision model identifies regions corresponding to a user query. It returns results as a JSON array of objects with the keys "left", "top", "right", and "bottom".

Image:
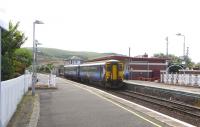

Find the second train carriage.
[
  {"left": 64, "top": 60, "right": 124, "bottom": 88},
  {"left": 64, "top": 64, "right": 79, "bottom": 80}
]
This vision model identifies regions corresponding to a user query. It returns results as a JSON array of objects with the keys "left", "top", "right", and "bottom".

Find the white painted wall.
[{"left": 0, "top": 73, "right": 32, "bottom": 127}]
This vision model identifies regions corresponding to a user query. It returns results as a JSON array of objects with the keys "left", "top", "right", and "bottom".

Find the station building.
[
  {"left": 89, "top": 54, "right": 169, "bottom": 81},
  {"left": 64, "top": 56, "right": 83, "bottom": 65}
]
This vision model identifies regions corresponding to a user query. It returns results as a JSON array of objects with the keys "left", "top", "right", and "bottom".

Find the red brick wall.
[{"left": 130, "top": 65, "right": 166, "bottom": 70}]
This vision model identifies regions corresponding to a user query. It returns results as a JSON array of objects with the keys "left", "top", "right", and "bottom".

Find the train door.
[
  {"left": 112, "top": 64, "right": 117, "bottom": 80},
  {"left": 77, "top": 66, "right": 80, "bottom": 80},
  {"left": 106, "top": 64, "right": 111, "bottom": 81},
  {"left": 106, "top": 63, "right": 118, "bottom": 81}
]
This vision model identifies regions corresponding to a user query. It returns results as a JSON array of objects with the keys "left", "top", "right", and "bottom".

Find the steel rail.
[{"left": 113, "top": 90, "right": 200, "bottom": 118}]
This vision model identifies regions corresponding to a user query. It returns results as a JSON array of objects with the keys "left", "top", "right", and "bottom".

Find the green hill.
[{"left": 25, "top": 47, "right": 121, "bottom": 65}]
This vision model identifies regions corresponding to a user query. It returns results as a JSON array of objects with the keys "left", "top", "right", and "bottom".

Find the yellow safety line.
[{"left": 63, "top": 79, "right": 162, "bottom": 127}]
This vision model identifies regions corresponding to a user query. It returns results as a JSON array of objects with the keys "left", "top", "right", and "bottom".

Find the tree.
[
  {"left": 153, "top": 53, "right": 194, "bottom": 73},
  {"left": 2, "top": 22, "right": 27, "bottom": 56},
  {"left": 153, "top": 53, "right": 166, "bottom": 58},
  {"left": 153, "top": 53, "right": 182, "bottom": 64},
  {"left": 46, "top": 63, "right": 54, "bottom": 73},
  {"left": 1, "top": 21, "right": 27, "bottom": 80},
  {"left": 37, "top": 64, "right": 55, "bottom": 73},
  {"left": 14, "top": 48, "right": 32, "bottom": 74},
  {"left": 194, "top": 62, "right": 200, "bottom": 70},
  {"left": 167, "top": 63, "right": 184, "bottom": 73},
  {"left": 184, "top": 57, "right": 195, "bottom": 69}
]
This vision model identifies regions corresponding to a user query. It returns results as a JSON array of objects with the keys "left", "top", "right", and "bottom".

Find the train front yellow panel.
[
  {"left": 105, "top": 62, "right": 124, "bottom": 82},
  {"left": 112, "top": 65, "right": 117, "bottom": 80}
]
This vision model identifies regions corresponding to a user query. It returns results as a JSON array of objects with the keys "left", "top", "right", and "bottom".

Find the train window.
[
  {"left": 106, "top": 64, "right": 111, "bottom": 71},
  {"left": 99, "top": 66, "right": 103, "bottom": 72},
  {"left": 80, "top": 66, "right": 98, "bottom": 72},
  {"left": 118, "top": 64, "right": 123, "bottom": 71},
  {"left": 89, "top": 66, "right": 97, "bottom": 72}
]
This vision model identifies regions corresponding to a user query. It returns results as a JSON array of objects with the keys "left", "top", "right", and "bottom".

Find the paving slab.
[{"left": 37, "top": 78, "right": 158, "bottom": 127}]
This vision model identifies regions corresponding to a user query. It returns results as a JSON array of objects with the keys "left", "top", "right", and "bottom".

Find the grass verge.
[{"left": 7, "top": 91, "right": 36, "bottom": 127}]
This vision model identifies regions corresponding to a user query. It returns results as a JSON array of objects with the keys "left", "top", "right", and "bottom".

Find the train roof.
[
  {"left": 64, "top": 60, "right": 119, "bottom": 67},
  {"left": 64, "top": 64, "right": 79, "bottom": 68},
  {"left": 64, "top": 60, "right": 120, "bottom": 67},
  {"left": 80, "top": 62, "right": 105, "bottom": 67},
  {"left": 80, "top": 60, "right": 119, "bottom": 67}
]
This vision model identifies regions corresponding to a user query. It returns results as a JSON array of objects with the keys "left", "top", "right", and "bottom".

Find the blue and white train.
[{"left": 64, "top": 60, "right": 124, "bottom": 88}]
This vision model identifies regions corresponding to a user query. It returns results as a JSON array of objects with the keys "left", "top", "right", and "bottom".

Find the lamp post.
[
  {"left": 32, "top": 20, "right": 44, "bottom": 96},
  {"left": 35, "top": 40, "right": 42, "bottom": 67},
  {"left": 176, "top": 33, "right": 186, "bottom": 59},
  {"left": 166, "top": 36, "right": 169, "bottom": 56},
  {"left": 35, "top": 40, "right": 42, "bottom": 83}
]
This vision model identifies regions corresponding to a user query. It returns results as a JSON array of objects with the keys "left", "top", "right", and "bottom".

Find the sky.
[{"left": 1, "top": 0, "right": 200, "bottom": 63}]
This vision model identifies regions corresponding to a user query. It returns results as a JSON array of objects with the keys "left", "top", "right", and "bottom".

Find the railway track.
[{"left": 112, "top": 90, "right": 200, "bottom": 118}]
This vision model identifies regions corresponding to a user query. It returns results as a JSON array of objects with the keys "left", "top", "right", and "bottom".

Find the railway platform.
[
  {"left": 37, "top": 75, "right": 194, "bottom": 127},
  {"left": 124, "top": 80, "right": 200, "bottom": 107},
  {"left": 124, "top": 80, "right": 200, "bottom": 95}
]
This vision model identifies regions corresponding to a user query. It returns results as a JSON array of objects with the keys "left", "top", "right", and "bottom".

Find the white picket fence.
[
  {"left": 160, "top": 73, "right": 200, "bottom": 87},
  {"left": 0, "top": 73, "right": 32, "bottom": 127},
  {"left": 37, "top": 73, "right": 56, "bottom": 87},
  {"left": 48, "top": 74, "right": 56, "bottom": 87}
]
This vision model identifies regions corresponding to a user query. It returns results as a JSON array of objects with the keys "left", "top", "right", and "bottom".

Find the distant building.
[
  {"left": 64, "top": 56, "right": 83, "bottom": 65},
  {"left": 88, "top": 54, "right": 169, "bottom": 81}
]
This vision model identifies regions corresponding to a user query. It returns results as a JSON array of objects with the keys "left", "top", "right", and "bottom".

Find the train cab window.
[
  {"left": 118, "top": 64, "right": 123, "bottom": 71},
  {"left": 106, "top": 64, "right": 111, "bottom": 71}
]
